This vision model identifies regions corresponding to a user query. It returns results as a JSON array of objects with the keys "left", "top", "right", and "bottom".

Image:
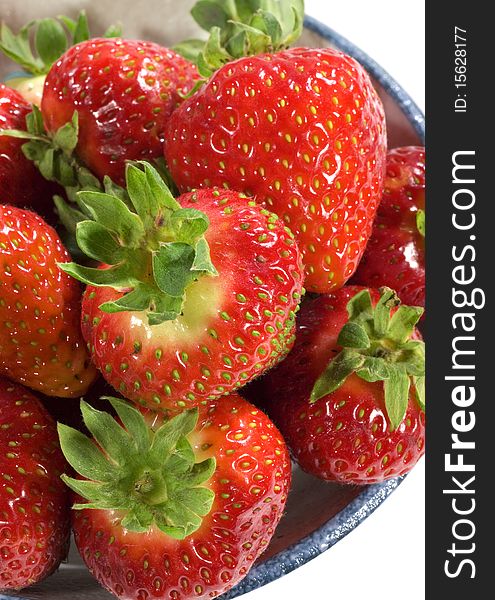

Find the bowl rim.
[{"left": 0, "top": 15, "right": 425, "bottom": 600}]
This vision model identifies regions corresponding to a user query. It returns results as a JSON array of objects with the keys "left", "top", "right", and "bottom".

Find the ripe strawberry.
[
  {"left": 60, "top": 162, "right": 303, "bottom": 413},
  {"left": 0, "top": 84, "right": 56, "bottom": 213},
  {"left": 0, "top": 204, "right": 97, "bottom": 397},
  {"left": 165, "top": 47, "right": 387, "bottom": 293},
  {"left": 58, "top": 394, "right": 291, "bottom": 600},
  {"left": 0, "top": 11, "right": 121, "bottom": 107},
  {"left": 40, "top": 37, "right": 199, "bottom": 184},
  {"left": 252, "top": 286, "right": 425, "bottom": 484},
  {"left": 352, "top": 146, "right": 425, "bottom": 308},
  {"left": 0, "top": 378, "right": 70, "bottom": 591}
]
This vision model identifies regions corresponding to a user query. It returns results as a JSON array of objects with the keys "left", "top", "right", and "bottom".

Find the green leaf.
[
  {"left": 171, "top": 208, "right": 210, "bottom": 243},
  {"left": 158, "top": 499, "right": 202, "bottom": 538},
  {"left": 337, "top": 322, "right": 371, "bottom": 349},
  {"left": 153, "top": 243, "right": 196, "bottom": 298},
  {"left": 198, "top": 26, "right": 232, "bottom": 76},
  {"left": 174, "top": 486, "right": 215, "bottom": 518},
  {"left": 125, "top": 162, "right": 179, "bottom": 228},
  {"left": 310, "top": 350, "right": 365, "bottom": 403},
  {"left": 0, "top": 22, "right": 45, "bottom": 75},
  {"left": 250, "top": 10, "right": 283, "bottom": 46},
  {"left": 0, "top": 129, "right": 42, "bottom": 141},
  {"left": 52, "top": 112, "right": 79, "bottom": 153},
  {"left": 147, "top": 294, "right": 184, "bottom": 325},
  {"left": 191, "top": 0, "right": 230, "bottom": 31},
  {"left": 167, "top": 436, "right": 196, "bottom": 474},
  {"left": 173, "top": 38, "right": 207, "bottom": 62},
  {"left": 401, "top": 340, "right": 425, "bottom": 377},
  {"left": 192, "top": 237, "right": 218, "bottom": 275},
  {"left": 346, "top": 289, "right": 374, "bottom": 322},
  {"left": 413, "top": 376, "right": 425, "bottom": 411},
  {"left": 98, "top": 284, "right": 155, "bottom": 314},
  {"left": 72, "top": 11, "right": 91, "bottom": 44},
  {"left": 416, "top": 209, "right": 425, "bottom": 237},
  {"left": 80, "top": 401, "right": 133, "bottom": 466},
  {"left": 26, "top": 106, "right": 45, "bottom": 136},
  {"left": 58, "top": 262, "right": 138, "bottom": 289},
  {"left": 60, "top": 476, "right": 107, "bottom": 503},
  {"left": 54, "top": 196, "right": 88, "bottom": 234},
  {"left": 107, "top": 397, "right": 150, "bottom": 454},
  {"left": 57, "top": 422, "right": 117, "bottom": 482},
  {"left": 182, "top": 458, "right": 216, "bottom": 487},
  {"left": 373, "top": 287, "right": 398, "bottom": 337},
  {"left": 103, "top": 23, "right": 123, "bottom": 38},
  {"left": 384, "top": 366, "right": 410, "bottom": 431},
  {"left": 121, "top": 505, "right": 154, "bottom": 532},
  {"left": 387, "top": 305, "right": 424, "bottom": 344},
  {"left": 356, "top": 356, "right": 390, "bottom": 383},
  {"left": 35, "top": 18, "right": 68, "bottom": 66},
  {"left": 76, "top": 221, "right": 122, "bottom": 264},
  {"left": 77, "top": 191, "right": 145, "bottom": 246},
  {"left": 149, "top": 409, "right": 199, "bottom": 467},
  {"left": 38, "top": 147, "right": 56, "bottom": 181}
]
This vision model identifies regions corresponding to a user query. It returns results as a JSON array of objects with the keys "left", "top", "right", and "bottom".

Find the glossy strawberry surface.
[
  {"left": 352, "top": 146, "right": 425, "bottom": 308},
  {"left": 0, "top": 205, "right": 97, "bottom": 397},
  {"left": 165, "top": 47, "right": 387, "bottom": 293},
  {"left": 0, "top": 84, "right": 55, "bottom": 214},
  {"left": 254, "top": 287, "right": 425, "bottom": 484},
  {"left": 41, "top": 38, "right": 199, "bottom": 184},
  {"left": 80, "top": 188, "right": 303, "bottom": 413},
  {"left": 71, "top": 393, "right": 291, "bottom": 600},
  {"left": 0, "top": 378, "right": 70, "bottom": 591}
]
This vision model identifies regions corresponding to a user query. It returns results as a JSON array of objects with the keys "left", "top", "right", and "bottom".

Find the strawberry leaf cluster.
[
  {"left": 59, "top": 399, "right": 215, "bottom": 538},
  {"left": 311, "top": 287, "right": 425, "bottom": 430},
  {"left": 60, "top": 162, "right": 218, "bottom": 325}
]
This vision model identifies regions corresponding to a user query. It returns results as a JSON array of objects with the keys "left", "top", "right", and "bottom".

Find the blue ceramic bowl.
[{"left": 0, "top": 11, "right": 424, "bottom": 600}]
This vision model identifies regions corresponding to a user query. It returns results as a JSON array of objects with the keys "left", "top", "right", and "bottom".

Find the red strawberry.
[
  {"left": 0, "top": 11, "right": 122, "bottom": 107},
  {"left": 252, "top": 286, "right": 425, "bottom": 484},
  {"left": 352, "top": 146, "right": 425, "bottom": 308},
  {"left": 41, "top": 37, "right": 199, "bottom": 184},
  {"left": 58, "top": 394, "right": 291, "bottom": 600},
  {"left": 0, "top": 204, "right": 97, "bottom": 397},
  {"left": 0, "top": 378, "right": 70, "bottom": 591},
  {"left": 60, "top": 162, "right": 303, "bottom": 413},
  {"left": 0, "top": 84, "right": 56, "bottom": 213},
  {"left": 165, "top": 47, "right": 387, "bottom": 293}
]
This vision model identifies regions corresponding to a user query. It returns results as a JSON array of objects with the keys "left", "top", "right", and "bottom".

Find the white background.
[{"left": 247, "top": 2, "right": 425, "bottom": 599}]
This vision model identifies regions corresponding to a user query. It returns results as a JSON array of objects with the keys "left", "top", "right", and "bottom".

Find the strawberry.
[
  {"left": 252, "top": 286, "right": 425, "bottom": 484},
  {"left": 60, "top": 162, "right": 303, "bottom": 413},
  {"left": 0, "top": 84, "right": 56, "bottom": 213},
  {"left": 165, "top": 44, "right": 386, "bottom": 293},
  {"left": 0, "top": 378, "right": 70, "bottom": 591},
  {"left": 352, "top": 146, "right": 425, "bottom": 309},
  {"left": 39, "top": 36, "right": 199, "bottom": 185},
  {"left": 58, "top": 394, "right": 291, "bottom": 600},
  {"left": 0, "top": 204, "right": 97, "bottom": 397},
  {"left": 0, "top": 11, "right": 122, "bottom": 106}
]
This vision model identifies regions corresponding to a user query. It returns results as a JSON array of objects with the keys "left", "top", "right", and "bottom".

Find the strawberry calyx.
[
  {"left": 58, "top": 398, "right": 216, "bottom": 538},
  {"left": 0, "top": 11, "right": 121, "bottom": 77},
  {"left": 0, "top": 107, "right": 103, "bottom": 206},
  {"left": 0, "top": 107, "right": 177, "bottom": 236},
  {"left": 174, "top": 0, "right": 304, "bottom": 77},
  {"left": 58, "top": 161, "right": 218, "bottom": 325},
  {"left": 310, "top": 287, "right": 425, "bottom": 430}
]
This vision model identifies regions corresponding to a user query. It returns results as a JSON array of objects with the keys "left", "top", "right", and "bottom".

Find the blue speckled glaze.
[
  {"left": 0, "top": 15, "right": 424, "bottom": 600},
  {"left": 222, "top": 478, "right": 403, "bottom": 598}
]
